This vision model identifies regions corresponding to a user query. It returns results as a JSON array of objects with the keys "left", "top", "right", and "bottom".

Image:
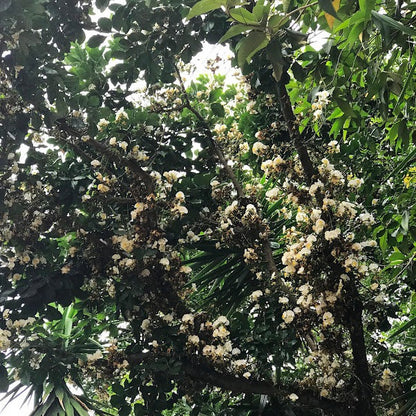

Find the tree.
[{"left": 0, "top": 0, "right": 415, "bottom": 415}]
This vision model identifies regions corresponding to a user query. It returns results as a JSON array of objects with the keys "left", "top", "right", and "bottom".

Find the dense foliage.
[{"left": 0, "top": 0, "right": 415, "bottom": 415}]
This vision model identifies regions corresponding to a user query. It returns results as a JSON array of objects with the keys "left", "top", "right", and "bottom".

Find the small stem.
[{"left": 276, "top": 1, "right": 319, "bottom": 28}]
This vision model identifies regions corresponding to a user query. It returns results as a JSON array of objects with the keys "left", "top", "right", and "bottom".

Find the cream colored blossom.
[
  {"left": 252, "top": 141, "right": 268, "bottom": 156},
  {"left": 324, "top": 228, "right": 341, "bottom": 241},
  {"left": 282, "top": 310, "right": 295, "bottom": 324}
]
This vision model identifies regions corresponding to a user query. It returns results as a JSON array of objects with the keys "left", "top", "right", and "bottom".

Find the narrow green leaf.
[
  {"left": 187, "top": 0, "right": 224, "bottom": 19},
  {"left": 318, "top": 0, "right": 339, "bottom": 19},
  {"left": 383, "top": 146, "right": 416, "bottom": 181},
  {"left": 379, "top": 231, "right": 388, "bottom": 253},
  {"left": 219, "top": 24, "right": 250, "bottom": 43},
  {"left": 0, "top": 366, "right": 9, "bottom": 393},
  {"left": 371, "top": 11, "right": 416, "bottom": 36},
  {"left": 237, "top": 31, "right": 269, "bottom": 67},
  {"left": 70, "top": 398, "right": 90, "bottom": 416},
  {"left": 63, "top": 395, "right": 75, "bottom": 416},
  {"left": 389, "top": 316, "right": 416, "bottom": 338}
]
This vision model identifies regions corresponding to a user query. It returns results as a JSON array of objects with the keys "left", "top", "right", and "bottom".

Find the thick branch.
[
  {"left": 128, "top": 353, "right": 351, "bottom": 415},
  {"left": 330, "top": 261, "right": 376, "bottom": 416},
  {"left": 274, "top": 79, "right": 316, "bottom": 184},
  {"left": 346, "top": 284, "right": 376, "bottom": 416}
]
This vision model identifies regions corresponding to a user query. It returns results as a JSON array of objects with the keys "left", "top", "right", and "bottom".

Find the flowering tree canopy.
[{"left": 0, "top": 0, "right": 416, "bottom": 415}]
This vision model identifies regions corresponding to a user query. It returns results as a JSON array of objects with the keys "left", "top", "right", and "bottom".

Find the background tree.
[{"left": 0, "top": 0, "right": 415, "bottom": 415}]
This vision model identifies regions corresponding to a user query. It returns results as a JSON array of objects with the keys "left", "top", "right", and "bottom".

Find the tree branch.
[
  {"left": 274, "top": 79, "right": 316, "bottom": 184},
  {"left": 55, "top": 119, "right": 154, "bottom": 194},
  {"left": 127, "top": 353, "right": 352, "bottom": 415}
]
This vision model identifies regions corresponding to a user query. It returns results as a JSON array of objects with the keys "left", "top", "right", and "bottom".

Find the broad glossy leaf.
[
  {"left": 87, "top": 34, "right": 106, "bottom": 48},
  {"left": 230, "top": 8, "right": 260, "bottom": 25},
  {"left": 218, "top": 24, "right": 250, "bottom": 43},
  {"left": 237, "top": 31, "right": 269, "bottom": 67},
  {"left": 211, "top": 102, "right": 225, "bottom": 117},
  {"left": 187, "top": 0, "right": 224, "bottom": 19}
]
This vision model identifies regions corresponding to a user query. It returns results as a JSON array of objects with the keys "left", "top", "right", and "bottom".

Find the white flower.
[
  {"left": 159, "top": 257, "right": 170, "bottom": 269},
  {"left": 313, "top": 218, "right": 326, "bottom": 234},
  {"left": 348, "top": 177, "right": 363, "bottom": 189},
  {"left": 289, "top": 393, "right": 299, "bottom": 402},
  {"left": 265, "top": 187, "right": 279, "bottom": 201},
  {"left": 213, "top": 316, "right": 229, "bottom": 327},
  {"left": 252, "top": 141, "right": 269, "bottom": 156},
  {"left": 97, "top": 184, "right": 110, "bottom": 193},
  {"left": 324, "top": 228, "right": 341, "bottom": 241},
  {"left": 213, "top": 326, "right": 230, "bottom": 338},
  {"left": 180, "top": 265, "right": 192, "bottom": 274},
  {"left": 90, "top": 159, "right": 101, "bottom": 168},
  {"left": 141, "top": 319, "right": 151, "bottom": 332},
  {"left": 120, "top": 237, "right": 134, "bottom": 253},
  {"left": 250, "top": 290, "right": 263, "bottom": 302},
  {"left": 163, "top": 170, "right": 181, "bottom": 183},
  {"left": 97, "top": 119, "right": 109, "bottom": 131},
  {"left": 188, "top": 335, "right": 200, "bottom": 345},
  {"left": 322, "top": 311, "right": 334, "bottom": 327},
  {"left": 175, "top": 191, "right": 185, "bottom": 201},
  {"left": 243, "top": 371, "right": 251, "bottom": 379},
  {"left": 282, "top": 310, "right": 295, "bottom": 324},
  {"left": 182, "top": 314, "right": 194, "bottom": 325},
  {"left": 278, "top": 296, "right": 289, "bottom": 304}
]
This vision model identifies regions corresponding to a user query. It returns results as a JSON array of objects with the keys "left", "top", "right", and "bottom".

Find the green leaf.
[
  {"left": 219, "top": 24, "right": 250, "bottom": 43},
  {"left": 211, "top": 102, "right": 225, "bottom": 117},
  {"left": 371, "top": 11, "right": 416, "bottom": 37},
  {"left": 379, "top": 231, "right": 388, "bottom": 253},
  {"left": 98, "top": 17, "right": 112, "bottom": 32},
  {"left": 318, "top": 0, "right": 339, "bottom": 19},
  {"left": 187, "top": 0, "right": 224, "bottom": 19},
  {"left": 70, "top": 398, "right": 90, "bottom": 416},
  {"left": 95, "top": 0, "right": 109, "bottom": 11},
  {"left": 253, "top": 0, "right": 269, "bottom": 21},
  {"left": 0, "top": 365, "right": 9, "bottom": 392},
  {"left": 268, "top": 14, "right": 287, "bottom": 32},
  {"left": 56, "top": 98, "right": 68, "bottom": 117},
  {"left": 237, "top": 31, "right": 269, "bottom": 67},
  {"left": 87, "top": 35, "right": 106, "bottom": 48},
  {"left": 389, "top": 316, "right": 416, "bottom": 338},
  {"left": 389, "top": 251, "right": 405, "bottom": 265},
  {"left": 359, "top": 0, "right": 376, "bottom": 19},
  {"left": 230, "top": 8, "right": 260, "bottom": 25}
]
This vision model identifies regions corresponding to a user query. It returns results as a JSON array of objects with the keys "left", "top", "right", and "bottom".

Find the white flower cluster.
[{"left": 312, "top": 90, "right": 330, "bottom": 121}]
